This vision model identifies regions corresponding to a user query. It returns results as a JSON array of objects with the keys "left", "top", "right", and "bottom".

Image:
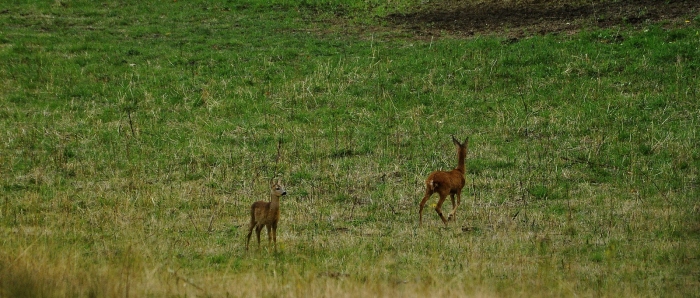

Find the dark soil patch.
[{"left": 386, "top": 0, "right": 700, "bottom": 38}]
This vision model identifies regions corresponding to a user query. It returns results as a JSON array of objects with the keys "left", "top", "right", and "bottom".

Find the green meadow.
[{"left": 1, "top": 1, "right": 699, "bottom": 297}]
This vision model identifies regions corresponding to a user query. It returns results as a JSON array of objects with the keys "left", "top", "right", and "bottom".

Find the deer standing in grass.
[
  {"left": 245, "top": 180, "right": 287, "bottom": 251},
  {"left": 419, "top": 135, "right": 469, "bottom": 226}
]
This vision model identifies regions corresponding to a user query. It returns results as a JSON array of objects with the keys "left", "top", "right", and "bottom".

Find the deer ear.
[{"left": 452, "top": 135, "right": 460, "bottom": 145}]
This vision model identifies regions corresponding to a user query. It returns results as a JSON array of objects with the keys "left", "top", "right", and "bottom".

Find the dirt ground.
[{"left": 386, "top": 0, "right": 700, "bottom": 38}]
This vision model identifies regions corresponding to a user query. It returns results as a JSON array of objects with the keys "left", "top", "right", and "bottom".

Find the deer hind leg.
[
  {"left": 434, "top": 194, "right": 449, "bottom": 225},
  {"left": 255, "top": 225, "right": 264, "bottom": 247},
  {"left": 419, "top": 190, "right": 433, "bottom": 226},
  {"left": 245, "top": 224, "right": 255, "bottom": 250}
]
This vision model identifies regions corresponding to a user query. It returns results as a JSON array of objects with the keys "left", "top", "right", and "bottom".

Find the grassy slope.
[{"left": 1, "top": 1, "right": 699, "bottom": 297}]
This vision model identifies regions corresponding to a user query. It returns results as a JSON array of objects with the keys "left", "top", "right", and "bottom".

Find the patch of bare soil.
[{"left": 386, "top": 0, "right": 700, "bottom": 38}]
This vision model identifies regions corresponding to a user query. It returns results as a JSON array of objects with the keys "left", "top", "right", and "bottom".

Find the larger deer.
[
  {"left": 419, "top": 135, "right": 469, "bottom": 226},
  {"left": 245, "top": 180, "right": 287, "bottom": 251}
]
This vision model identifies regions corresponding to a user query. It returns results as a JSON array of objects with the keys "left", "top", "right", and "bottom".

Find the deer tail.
[
  {"left": 427, "top": 179, "right": 439, "bottom": 191},
  {"left": 249, "top": 203, "right": 256, "bottom": 224}
]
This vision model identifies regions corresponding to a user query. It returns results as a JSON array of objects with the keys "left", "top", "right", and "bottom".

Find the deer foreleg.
[
  {"left": 271, "top": 222, "right": 278, "bottom": 250},
  {"left": 448, "top": 193, "right": 460, "bottom": 221},
  {"left": 266, "top": 225, "right": 272, "bottom": 244},
  {"left": 435, "top": 194, "right": 449, "bottom": 225}
]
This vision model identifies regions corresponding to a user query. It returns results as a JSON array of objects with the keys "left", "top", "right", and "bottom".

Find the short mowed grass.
[{"left": 1, "top": 0, "right": 699, "bottom": 297}]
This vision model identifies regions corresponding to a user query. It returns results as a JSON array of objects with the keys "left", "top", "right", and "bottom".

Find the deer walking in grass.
[
  {"left": 245, "top": 180, "right": 287, "bottom": 251},
  {"left": 419, "top": 135, "right": 469, "bottom": 226}
]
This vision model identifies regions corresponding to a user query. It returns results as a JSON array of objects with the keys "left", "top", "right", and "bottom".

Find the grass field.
[{"left": 1, "top": 1, "right": 699, "bottom": 297}]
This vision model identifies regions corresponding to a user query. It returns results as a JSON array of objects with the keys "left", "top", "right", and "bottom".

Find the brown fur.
[
  {"left": 245, "top": 181, "right": 287, "bottom": 250},
  {"left": 419, "top": 135, "right": 469, "bottom": 226}
]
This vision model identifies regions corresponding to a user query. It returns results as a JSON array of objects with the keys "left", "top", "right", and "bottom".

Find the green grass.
[{"left": 1, "top": 0, "right": 699, "bottom": 297}]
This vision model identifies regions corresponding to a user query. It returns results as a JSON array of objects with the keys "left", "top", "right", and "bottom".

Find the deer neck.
[
  {"left": 269, "top": 193, "right": 281, "bottom": 210},
  {"left": 455, "top": 148, "right": 466, "bottom": 174}
]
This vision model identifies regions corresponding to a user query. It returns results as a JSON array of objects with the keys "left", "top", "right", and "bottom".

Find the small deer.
[
  {"left": 245, "top": 180, "right": 287, "bottom": 250},
  {"left": 419, "top": 135, "right": 469, "bottom": 226}
]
